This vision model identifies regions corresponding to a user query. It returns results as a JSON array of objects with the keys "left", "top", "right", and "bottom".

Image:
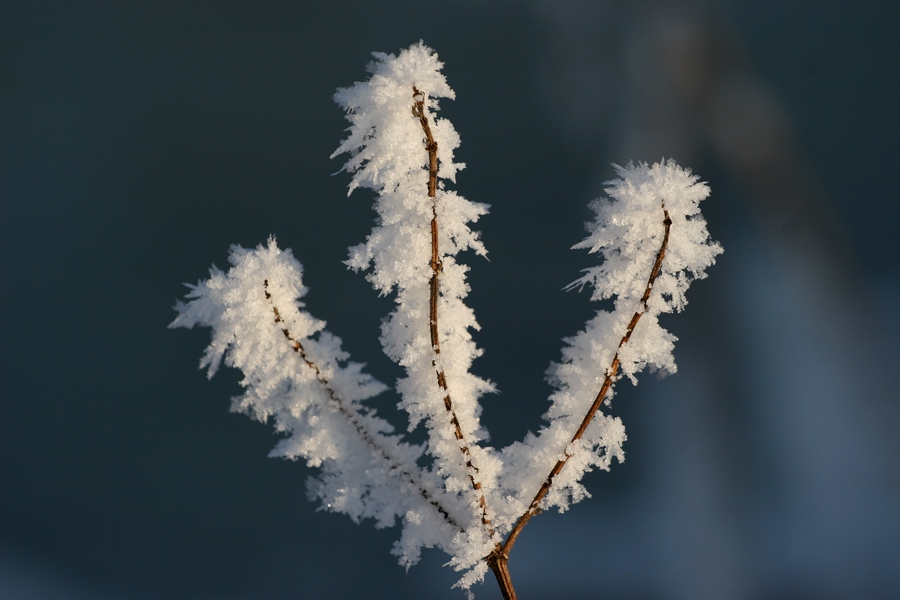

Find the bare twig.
[
  {"left": 411, "top": 87, "right": 497, "bottom": 540},
  {"left": 495, "top": 203, "right": 673, "bottom": 580},
  {"left": 263, "top": 280, "right": 461, "bottom": 532},
  {"left": 487, "top": 551, "right": 518, "bottom": 600}
]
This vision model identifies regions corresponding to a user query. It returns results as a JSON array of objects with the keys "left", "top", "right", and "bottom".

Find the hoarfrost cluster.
[{"left": 171, "top": 42, "right": 721, "bottom": 595}]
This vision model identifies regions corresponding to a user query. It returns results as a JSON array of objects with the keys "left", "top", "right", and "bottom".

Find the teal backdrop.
[{"left": 2, "top": 1, "right": 898, "bottom": 598}]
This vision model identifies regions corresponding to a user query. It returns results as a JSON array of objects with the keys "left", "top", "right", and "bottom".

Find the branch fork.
[{"left": 175, "top": 44, "right": 721, "bottom": 598}]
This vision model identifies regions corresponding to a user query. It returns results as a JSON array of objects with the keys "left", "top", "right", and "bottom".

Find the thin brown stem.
[
  {"left": 412, "top": 87, "right": 497, "bottom": 540},
  {"left": 263, "top": 280, "right": 461, "bottom": 532},
  {"left": 488, "top": 551, "right": 518, "bottom": 600},
  {"left": 500, "top": 204, "right": 673, "bottom": 559}
]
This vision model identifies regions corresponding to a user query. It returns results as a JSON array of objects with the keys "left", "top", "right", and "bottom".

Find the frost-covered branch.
[
  {"left": 501, "top": 198, "right": 672, "bottom": 557},
  {"left": 169, "top": 239, "right": 467, "bottom": 563},
  {"left": 497, "top": 161, "right": 722, "bottom": 548},
  {"left": 413, "top": 84, "right": 497, "bottom": 542},
  {"left": 332, "top": 43, "right": 500, "bottom": 587},
  {"left": 261, "top": 277, "right": 461, "bottom": 530},
  {"left": 172, "top": 43, "right": 722, "bottom": 599}
]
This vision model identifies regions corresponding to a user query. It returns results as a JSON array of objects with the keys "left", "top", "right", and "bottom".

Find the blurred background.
[{"left": 2, "top": 1, "right": 898, "bottom": 598}]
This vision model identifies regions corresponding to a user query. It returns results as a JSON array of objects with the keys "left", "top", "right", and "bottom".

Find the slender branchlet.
[
  {"left": 412, "top": 87, "right": 497, "bottom": 541},
  {"left": 500, "top": 205, "right": 672, "bottom": 559},
  {"left": 263, "top": 279, "right": 461, "bottom": 532}
]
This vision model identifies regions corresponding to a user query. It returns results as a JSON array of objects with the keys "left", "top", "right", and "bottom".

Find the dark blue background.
[{"left": 2, "top": 1, "right": 898, "bottom": 598}]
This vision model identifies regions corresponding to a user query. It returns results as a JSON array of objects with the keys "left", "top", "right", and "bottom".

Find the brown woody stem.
[
  {"left": 263, "top": 280, "right": 461, "bottom": 532},
  {"left": 411, "top": 87, "right": 497, "bottom": 540},
  {"left": 499, "top": 204, "right": 673, "bottom": 561},
  {"left": 488, "top": 550, "right": 518, "bottom": 600}
]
